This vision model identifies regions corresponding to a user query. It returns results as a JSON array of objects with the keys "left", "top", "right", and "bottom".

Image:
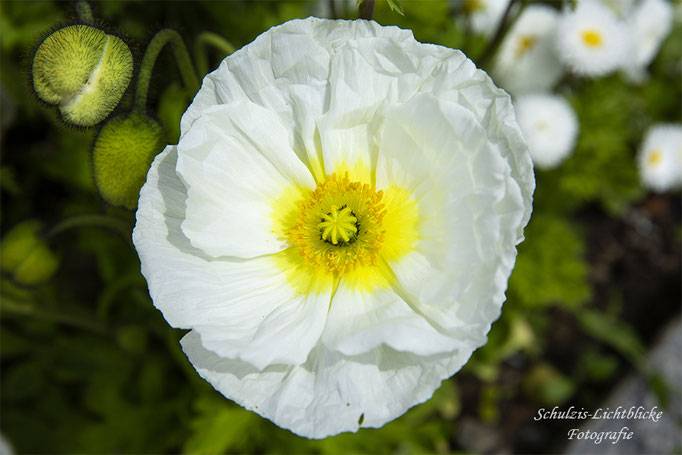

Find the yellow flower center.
[
  {"left": 515, "top": 35, "right": 537, "bottom": 58},
  {"left": 288, "top": 172, "right": 386, "bottom": 277},
  {"left": 272, "top": 164, "right": 419, "bottom": 293},
  {"left": 581, "top": 29, "right": 603, "bottom": 48},
  {"left": 648, "top": 148, "right": 662, "bottom": 166}
]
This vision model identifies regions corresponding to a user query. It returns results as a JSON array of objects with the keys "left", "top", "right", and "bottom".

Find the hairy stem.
[
  {"left": 359, "top": 0, "right": 375, "bottom": 20},
  {"left": 135, "top": 29, "right": 200, "bottom": 110},
  {"left": 194, "top": 31, "right": 236, "bottom": 77},
  {"left": 75, "top": 0, "right": 94, "bottom": 24},
  {"left": 47, "top": 214, "right": 133, "bottom": 246}
]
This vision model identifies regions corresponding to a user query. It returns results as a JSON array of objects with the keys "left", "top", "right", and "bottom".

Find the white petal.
[
  {"left": 321, "top": 278, "right": 463, "bottom": 357},
  {"left": 181, "top": 330, "right": 472, "bottom": 439},
  {"left": 375, "top": 93, "right": 530, "bottom": 339},
  {"left": 180, "top": 21, "right": 330, "bottom": 181},
  {"left": 176, "top": 101, "right": 315, "bottom": 259},
  {"left": 133, "top": 146, "right": 330, "bottom": 369},
  {"left": 316, "top": 24, "right": 452, "bottom": 180}
]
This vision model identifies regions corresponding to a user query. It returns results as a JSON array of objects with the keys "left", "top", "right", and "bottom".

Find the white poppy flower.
[
  {"left": 515, "top": 94, "right": 579, "bottom": 170},
  {"left": 493, "top": 5, "right": 563, "bottom": 95},
  {"left": 556, "top": 0, "right": 630, "bottom": 77},
  {"left": 133, "top": 18, "right": 534, "bottom": 439},
  {"left": 638, "top": 124, "right": 682, "bottom": 192},
  {"left": 622, "top": 0, "right": 673, "bottom": 81}
]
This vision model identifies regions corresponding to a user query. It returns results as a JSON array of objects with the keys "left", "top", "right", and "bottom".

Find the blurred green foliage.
[{"left": 1, "top": 0, "right": 680, "bottom": 453}]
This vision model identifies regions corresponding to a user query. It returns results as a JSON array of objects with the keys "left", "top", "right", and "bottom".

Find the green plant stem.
[
  {"left": 1, "top": 296, "right": 108, "bottom": 335},
  {"left": 477, "top": 0, "right": 527, "bottom": 70},
  {"left": 75, "top": 1, "right": 94, "bottom": 24},
  {"left": 47, "top": 214, "right": 132, "bottom": 246},
  {"left": 359, "top": 0, "right": 375, "bottom": 20},
  {"left": 194, "top": 32, "right": 237, "bottom": 77},
  {"left": 134, "top": 29, "right": 200, "bottom": 111}
]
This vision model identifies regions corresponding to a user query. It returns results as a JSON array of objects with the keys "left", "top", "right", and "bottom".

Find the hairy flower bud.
[
  {"left": 1, "top": 221, "right": 59, "bottom": 286},
  {"left": 32, "top": 24, "right": 133, "bottom": 127},
  {"left": 93, "top": 111, "right": 166, "bottom": 210}
]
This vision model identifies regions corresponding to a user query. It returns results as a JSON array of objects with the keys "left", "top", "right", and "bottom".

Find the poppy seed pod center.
[{"left": 319, "top": 206, "right": 358, "bottom": 245}]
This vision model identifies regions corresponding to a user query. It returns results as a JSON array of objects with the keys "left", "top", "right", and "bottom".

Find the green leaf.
[{"left": 386, "top": 0, "right": 405, "bottom": 15}]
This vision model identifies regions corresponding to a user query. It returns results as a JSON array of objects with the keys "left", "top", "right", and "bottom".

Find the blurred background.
[{"left": 0, "top": 0, "right": 680, "bottom": 453}]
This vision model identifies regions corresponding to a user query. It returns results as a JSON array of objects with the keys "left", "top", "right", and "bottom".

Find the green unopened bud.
[
  {"left": 32, "top": 24, "right": 133, "bottom": 127},
  {"left": 1, "top": 221, "right": 59, "bottom": 286},
  {"left": 93, "top": 111, "right": 166, "bottom": 210}
]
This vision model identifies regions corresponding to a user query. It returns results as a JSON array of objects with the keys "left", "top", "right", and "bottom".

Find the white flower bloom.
[
  {"left": 622, "top": 0, "right": 673, "bottom": 81},
  {"left": 493, "top": 5, "right": 563, "bottom": 95},
  {"left": 133, "top": 18, "right": 534, "bottom": 439},
  {"left": 638, "top": 124, "right": 682, "bottom": 192},
  {"left": 515, "top": 94, "right": 579, "bottom": 169},
  {"left": 465, "top": 0, "right": 512, "bottom": 35},
  {"left": 556, "top": 0, "right": 630, "bottom": 77}
]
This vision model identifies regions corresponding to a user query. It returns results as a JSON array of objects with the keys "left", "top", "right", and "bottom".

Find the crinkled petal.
[
  {"left": 181, "top": 19, "right": 332, "bottom": 180},
  {"left": 321, "top": 269, "right": 464, "bottom": 356},
  {"left": 181, "top": 330, "right": 471, "bottom": 439},
  {"left": 176, "top": 102, "right": 315, "bottom": 259},
  {"left": 315, "top": 24, "right": 452, "bottom": 181},
  {"left": 375, "top": 92, "right": 531, "bottom": 339},
  {"left": 133, "top": 146, "right": 331, "bottom": 369}
]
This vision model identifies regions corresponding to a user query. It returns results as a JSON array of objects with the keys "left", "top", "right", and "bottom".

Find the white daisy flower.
[
  {"left": 622, "top": 0, "right": 673, "bottom": 81},
  {"left": 638, "top": 124, "right": 682, "bottom": 192},
  {"left": 556, "top": 0, "right": 630, "bottom": 76},
  {"left": 515, "top": 94, "right": 579, "bottom": 170},
  {"left": 464, "top": 0, "right": 512, "bottom": 35},
  {"left": 133, "top": 18, "right": 534, "bottom": 439},
  {"left": 493, "top": 5, "right": 563, "bottom": 95}
]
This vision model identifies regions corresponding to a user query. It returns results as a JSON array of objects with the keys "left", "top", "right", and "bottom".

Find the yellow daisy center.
[
  {"left": 581, "top": 29, "right": 603, "bottom": 48},
  {"left": 648, "top": 148, "right": 662, "bottom": 166},
  {"left": 288, "top": 172, "right": 386, "bottom": 277},
  {"left": 515, "top": 35, "right": 537, "bottom": 58}
]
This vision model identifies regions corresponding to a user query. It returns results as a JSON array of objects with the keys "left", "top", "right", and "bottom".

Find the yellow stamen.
[
  {"left": 581, "top": 29, "right": 603, "bottom": 48},
  {"left": 287, "top": 172, "right": 386, "bottom": 277},
  {"left": 273, "top": 164, "right": 419, "bottom": 292}
]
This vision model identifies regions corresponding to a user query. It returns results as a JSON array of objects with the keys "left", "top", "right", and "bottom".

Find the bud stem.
[
  {"left": 134, "top": 29, "right": 200, "bottom": 111},
  {"left": 47, "top": 214, "right": 133, "bottom": 247},
  {"left": 194, "top": 32, "right": 237, "bottom": 77},
  {"left": 1, "top": 296, "right": 109, "bottom": 335},
  {"left": 358, "top": 0, "right": 375, "bottom": 20},
  {"left": 75, "top": 1, "right": 94, "bottom": 24}
]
